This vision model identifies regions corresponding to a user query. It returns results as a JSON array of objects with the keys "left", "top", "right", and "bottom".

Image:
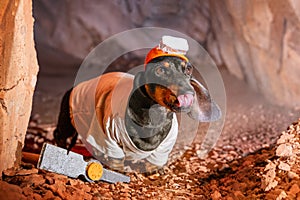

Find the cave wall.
[
  {"left": 0, "top": 0, "right": 38, "bottom": 173},
  {"left": 34, "top": 0, "right": 300, "bottom": 107},
  {"left": 211, "top": 0, "right": 300, "bottom": 107},
  {"left": 33, "top": 0, "right": 211, "bottom": 66}
]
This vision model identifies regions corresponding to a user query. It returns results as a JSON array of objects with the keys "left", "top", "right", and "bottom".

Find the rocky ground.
[{"left": 1, "top": 69, "right": 300, "bottom": 199}]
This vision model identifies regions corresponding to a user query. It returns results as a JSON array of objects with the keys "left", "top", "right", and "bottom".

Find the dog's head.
[{"left": 133, "top": 56, "right": 221, "bottom": 122}]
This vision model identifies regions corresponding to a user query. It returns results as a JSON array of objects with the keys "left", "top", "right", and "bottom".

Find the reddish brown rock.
[
  {"left": 210, "top": 0, "right": 300, "bottom": 107},
  {"left": 0, "top": 0, "right": 38, "bottom": 175},
  {"left": 289, "top": 183, "right": 300, "bottom": 198},
  {"left": 0, "top": 181, "right": 26, "bottom": 200},
  {"left": 211, "top": 190, "right": 222, "bottom": 200}
]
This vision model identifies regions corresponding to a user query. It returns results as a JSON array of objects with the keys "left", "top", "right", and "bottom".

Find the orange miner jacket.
[{"left": 69, "top": 72, "right": 178, "bottom": 166}]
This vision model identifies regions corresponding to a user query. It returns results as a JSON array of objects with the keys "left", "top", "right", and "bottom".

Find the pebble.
[
  {"left": 33, "top": 193, "right": 43, "bottom": 200},
  {"left": 68, "top": 179, "right": 80, "bottom": 186},
  {"left": 276, "top": 144, "right": 293, "bottom": 157},
  {"left": 276, "top": 190, "right": 287, "bottom": 200},
  {"left": 289, "top": 183, "right": 300, "bottom": 196},
  {"left": 211, "top": 190, "right": 222, "bottom": 200},
  {"left": 3, "top": 168, "right": 16, "bottom": 177},
  {"left": 264, "top": 161, "right": 277, "bottom": 172},
  {"left": 0, "top": 181, "right": 25, "bottom": 200},
  {"left": 277, "top": 132, "right": 294, "bottom": 144},
  {"left": 16, "top": 168, "right": 39, "bottom": 176},
  {"left": 222, "top": 145, "right": 235, "bottom": 151},
  {"left": 198, "top": 165, "right": 209, "bottom": 173},
  {"left": 29, "top": 174, "right": 46, "bottom": 186},
  {"left": 22, "top": 186, "right": 33, "bottom": 196},
  {"left": 263, "top": 171, "right": 278, "bottom": 191},
  {"left": 233, "top": 190, "right": 245, "bottom": 198},
  {"left": 43, "top": 190, "right": 55, "bottom": 199},
  {"left": 37, "top": 137, "right": 44, "bottom": 143},
  {"left": 278, "top": 161, "right": 291, "bottom": 172},
  {"left": 288, "top": 171, "right": 299, "bottom": 180}
]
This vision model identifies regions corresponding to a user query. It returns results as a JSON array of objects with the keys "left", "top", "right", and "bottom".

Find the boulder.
[{"left": 0, "top": 0, "right": 38, "bottom": 174}]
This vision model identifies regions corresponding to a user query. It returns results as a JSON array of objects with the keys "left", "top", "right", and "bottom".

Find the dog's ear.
[
  {"left": 133, "top": 71, "right": 146, "bottom": 89},
  {"left": 188, "top": 78, "right": 221, "bottom": 122}
]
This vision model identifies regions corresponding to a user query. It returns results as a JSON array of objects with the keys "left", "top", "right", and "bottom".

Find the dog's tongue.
[{"left": 177, "top": 94, "right": 194, "bottom": 108}]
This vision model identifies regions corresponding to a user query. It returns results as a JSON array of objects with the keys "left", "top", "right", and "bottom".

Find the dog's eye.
[
  {"left": 155, "top": 66, "right": 166, "bottom": 75},
  {"left": 184, "top": 63, "right": 193, "bottom": 76},
  {"left": 163, "top": 62, "right": 170, "bottom": 68}
]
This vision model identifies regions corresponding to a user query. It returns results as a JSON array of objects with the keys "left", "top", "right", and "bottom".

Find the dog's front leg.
[
  {"left": 106, "top": 156, "right": 125, "bottom": 172},
  {"left": 143, "top": 161, "right": 164, "bottom": 175}
]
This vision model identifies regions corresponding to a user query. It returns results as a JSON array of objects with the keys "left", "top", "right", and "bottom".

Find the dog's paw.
[
  {"left": 142, "top": 161, "right": 163, "bottom": 176},
  {"left": 105, "top": 157, "right": 125, "bottom": 172}
]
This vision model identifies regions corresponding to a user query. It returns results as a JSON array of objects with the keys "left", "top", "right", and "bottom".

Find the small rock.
[
  {"left": 21, "top": 162, "right": 35, "bottom": 169},
  {"left": 56, "top": 185, "right": 66, "bottom": 199},
  {"left": 22, "top": 186, "right": 33, "bottom": 196},
  {"left": 33, "top": 143, "right": 39, "bottom": 149},
  {"left": 277, "top": 132, "right": 294, "bottom": 144},
  {"left": 242, "top": 159, "right": 253, "bottom": 167},
  {"left": 211, "top": 190, "right": 222, "bottom": 200},
  {"left": 0, "top": 181, "right": 26, "bottom": 200},
  {"left": 276, "top": 190, "right": 287, "bottom": 200},
  {"left": 198, "top": 165, "right": 209, "bottom": 173},
  {"left": 147, "top": 173, "right": 160, "bottom": 181},
  {"left": 45, "top": 175, "right": 54, "bottom": 185},
  {"left": 264, "top": 161, "right": 277, "bottom": 172},
  {"left": 262, "top": 169, "right": 278, "bottom": 191},
  {"left": 37, "top": 137, "right": 44, "bottom": 143},
  {"left": 276, "top": 144, "right": 293, "bottom": 157},
  {"left": 278, "top": 161, "right": 291, "bottom": 171},
  {"left": 77, "top": 182, "right": 91, "bottom": 193},
  {"left": 43, "top": 190, "right": 55, "bottom": 199},
  {"left": 222, "top": 145, "right": 235, "bottom": 151},
  {"left": 33, "top": 193, "right": 43, "bottom": 200},
  {"left": 2, "top": 168, "right": 16, "bottom": 177},
  {"left": 83, "top": 193, "right": 93, "bottom": 200},
  {"left": 233, "top": 190, "right": 245, "bottom": 198},
  {"left": 16, "top": 168, "right": 39, "bottom": 176},
  {"left": 288, "top": 183, "right": 300, "bottom": 196},
  {"left": 288, "top": 171, "right": 299, "bottom": 179},
  {"left": 68, "top": 179, "right": 80, "bottom": 186},
  {"left": 29, "top": 174, "right": 46, "bottom": 186},
  {"left": 109, "top": 184, "right": 116, "bottom": 190}
]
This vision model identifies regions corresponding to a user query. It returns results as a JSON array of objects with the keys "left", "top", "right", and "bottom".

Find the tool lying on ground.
[{"left": 36, "top": 143, "right": 130, "bottom": 183}]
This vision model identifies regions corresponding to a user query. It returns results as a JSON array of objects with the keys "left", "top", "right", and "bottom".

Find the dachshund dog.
[{"left": 54, "top": 55, "right": 221, "bottom": 173}]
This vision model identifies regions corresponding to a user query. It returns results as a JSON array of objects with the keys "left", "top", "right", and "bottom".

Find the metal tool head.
[{"left": 37, "top": 143, "right": 130, "bottom": 183}]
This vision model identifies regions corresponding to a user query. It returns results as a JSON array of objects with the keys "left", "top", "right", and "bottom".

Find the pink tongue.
[{"left": 177, "top": 94, "right": 194, "bottom": 107}]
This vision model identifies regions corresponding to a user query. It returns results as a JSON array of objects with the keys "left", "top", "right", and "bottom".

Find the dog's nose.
[{"left": 169, "top": 81, "right": 195, "bottom": 97}]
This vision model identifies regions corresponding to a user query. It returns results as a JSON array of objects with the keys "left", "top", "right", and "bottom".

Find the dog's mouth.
[
  {"left": 177, "top": 94, "right": 194, "bottom": 108},
  {"left": 166, "top": 93, "right": 194, "bottom": 112},
  {"left": 145, "top": 84, "right": 194, "bottom": 112}
]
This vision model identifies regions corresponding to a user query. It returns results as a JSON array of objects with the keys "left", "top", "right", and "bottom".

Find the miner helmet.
[{"left": 144, "top": 36, "right": 189, "bottom": 67}]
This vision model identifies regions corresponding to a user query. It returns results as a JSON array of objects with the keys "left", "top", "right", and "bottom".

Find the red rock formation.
[
  {"left": 0, "top": 0, "right": 38, "bottom": 174},
  {"left": 210, "top": 0, "right": 300, "bottom": 107}
]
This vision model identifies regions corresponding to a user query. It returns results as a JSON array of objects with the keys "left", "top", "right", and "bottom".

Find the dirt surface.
[{"left": 1, "top": 66, "right": 300, "bottom": 199}]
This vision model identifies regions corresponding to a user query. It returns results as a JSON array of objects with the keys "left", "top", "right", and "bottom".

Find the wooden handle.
[{"left": 22, "top": 152, "right": 40, "bottom": 165}]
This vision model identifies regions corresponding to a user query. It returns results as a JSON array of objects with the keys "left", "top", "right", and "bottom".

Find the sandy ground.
[{"left": 1, "top": 56, "right": 300, "bottom": 199}]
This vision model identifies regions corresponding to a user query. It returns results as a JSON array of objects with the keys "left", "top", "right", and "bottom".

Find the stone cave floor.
[{"left": 1, "top": 70, "right": 300, "bottom": 200}]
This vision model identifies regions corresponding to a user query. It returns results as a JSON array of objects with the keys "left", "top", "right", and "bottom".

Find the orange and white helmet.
[{"left": 145, "top": 36, "right": 189, "bottom": 67}]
